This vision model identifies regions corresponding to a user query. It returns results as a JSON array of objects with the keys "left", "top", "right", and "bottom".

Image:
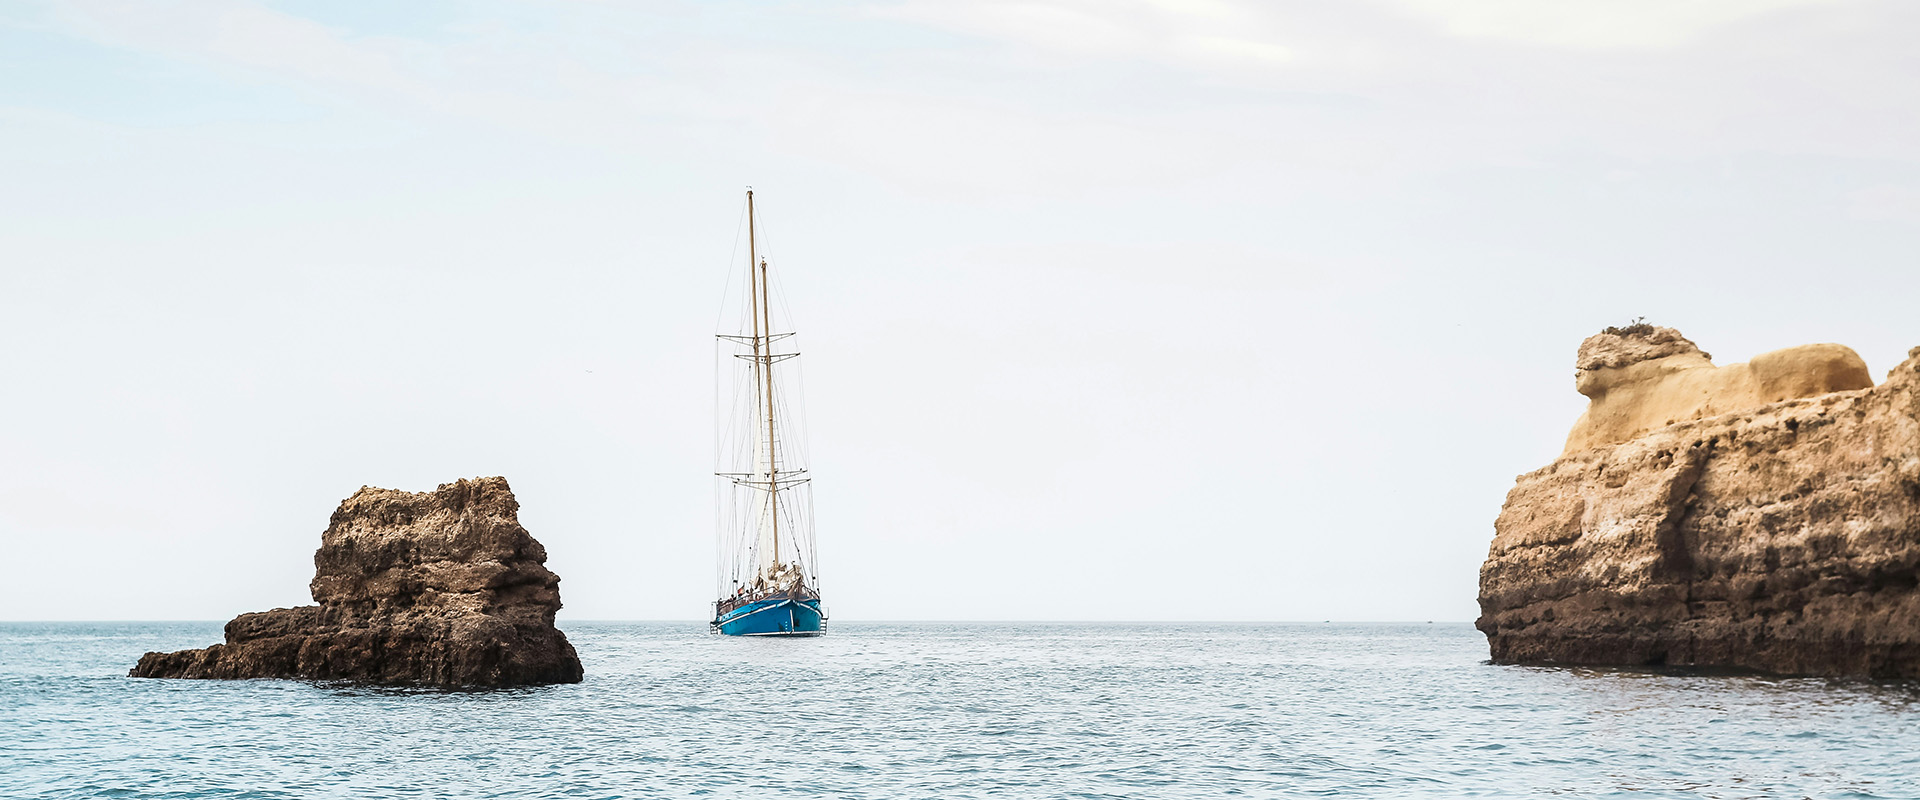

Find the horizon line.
[{"left": 0, "top": 618, "right": 1479, "bottom": 625}]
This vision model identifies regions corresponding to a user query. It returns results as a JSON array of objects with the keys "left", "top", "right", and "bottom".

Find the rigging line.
[
  {"left": 798, "top": 484, "right": 818, "bottom": 560},
  {"left": 767, "top": 388, "right": 800, "bottom": 469},
  {"left": 790, "top": 345, "right": 811, "bottom": 465},
  {"left": 711, "top": 196, "right": 750, "bottom": 601},
  {"left": 790, "top": 365, "right": 812, "bottom": 465},
  {"left": 766, "top": 252, "right": 803, "bottom": 351},
  {"left": 715, "top": 475, "right": 728, "bottom": 595},
  {"left": 782, "top": 488, "right": 811, "bottom": 548},
  {"left": 752, "top": 197, "right": 805, "bottom": 341},
  {"left": 759, "top": 265, "right": 811, "bottom": 471},
  {"left": 719, "top": 366, "right": 744, "bottom": 476},
  {"left": 717, "top": 436, "right": 747, "bottom": 593},
  {"left": 711, "top": 196, "right": 749, "bottom": 334}
]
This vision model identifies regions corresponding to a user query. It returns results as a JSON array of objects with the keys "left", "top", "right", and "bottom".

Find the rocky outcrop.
[
  {"left": 1478, "top": 327, "right": 1920, "bottom": 678},
  {"left": 131, "top": 477, "right": 583, "bottom": 687},
  {"left": 1565, "top": 325, "right": 1872, "bottom": 454}
]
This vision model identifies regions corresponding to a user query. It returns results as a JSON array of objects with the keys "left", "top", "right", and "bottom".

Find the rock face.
[
  {"left": 1565, "top": 324, "right": 1872, "bottom": 454},
  {"left": 1478, "top": 327, "right": 1920, "bottom": 678},
  {"left": 131, "top": 477, "right": 584, "bottom": 687}
]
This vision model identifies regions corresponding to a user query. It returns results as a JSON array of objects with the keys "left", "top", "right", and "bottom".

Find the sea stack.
[
  {"left": 131, "top": 477, "right": 584, "bottom": 687},
  {"left": 1477, "top": 324, "right": 1920, "bottom": 678}
]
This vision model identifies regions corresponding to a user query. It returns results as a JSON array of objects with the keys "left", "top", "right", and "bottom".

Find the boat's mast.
[{"left": 747, "top": 190, "right": 782, "bottom": 568}]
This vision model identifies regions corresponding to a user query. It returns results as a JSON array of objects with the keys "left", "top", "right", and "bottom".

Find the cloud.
[
  {"left": 768, "top": 84, "right": 1216, "bottom": 194},
  {"left": 23, "top": 0, "right": 1920, "bottom": 196},
  {"left": 877, "top": 0, "right": 1846, "bottom": 75},
  {"left": 1387, "top": 0, "right": 1843, "bottom": 49},
  {"left": 878, "top": 0, "right": 1298, "bottom": 70},
  {"left": 47, "top": 0, "right": 418, "bottom": 89},
  {"left": 30, "top": 0, "right": 744, "bottom": 152}
]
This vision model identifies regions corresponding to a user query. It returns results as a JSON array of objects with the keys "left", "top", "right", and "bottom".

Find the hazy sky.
[{"left": 4, "top": 0, "right": 1919, "bottom": 622}]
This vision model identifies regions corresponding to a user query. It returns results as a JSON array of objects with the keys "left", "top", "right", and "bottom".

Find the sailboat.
[{"left": 711, "top": 189, "right": 826, "bottom": 636}]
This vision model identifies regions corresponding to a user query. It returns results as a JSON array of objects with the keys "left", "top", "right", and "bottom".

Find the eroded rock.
[
  {"left": 131, "top": 477, "right": 583, "bottom": 687},
  {"left": 1565, "top": 325, "right": 1871, "bottom": 454},
  {"left": 1479, "top": 330, "right": 1920, "bottom": 678}
]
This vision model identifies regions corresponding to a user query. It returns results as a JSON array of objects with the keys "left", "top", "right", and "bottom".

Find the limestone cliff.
[
  {"left": 1478, "top": 327, "right": 1920, "bottom": 678},
  {"left": 131, "top": 477, "right": 584, "bottom": 687}
]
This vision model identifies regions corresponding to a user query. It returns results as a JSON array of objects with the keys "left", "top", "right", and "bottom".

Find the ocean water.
[{"left": 4, "top": 622, "right": 1918, "bottom": 798}]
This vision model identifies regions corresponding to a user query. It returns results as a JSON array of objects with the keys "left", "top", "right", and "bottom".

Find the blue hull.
[{"left": 714, "top": 597, "right": 825, "bottom": 636}]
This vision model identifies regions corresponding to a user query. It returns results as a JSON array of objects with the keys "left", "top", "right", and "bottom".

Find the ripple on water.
[{"left": 3, "top": 622, "right": 1919, "bottom": 798}]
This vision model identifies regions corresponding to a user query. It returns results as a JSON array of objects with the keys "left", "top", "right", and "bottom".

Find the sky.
[{"left": 3, "top": 0, "right": 1919, "bottom": 622}]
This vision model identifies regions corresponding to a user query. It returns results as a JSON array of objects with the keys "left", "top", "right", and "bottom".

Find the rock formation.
[
  {"left": 1478, "top": 326, "right": 1920, "bottom": 678},
  {"left": 132, "top": 477, "right": 584, "bottom": 687},
  {"left": 1565, "top": 324, "right": 1872, "bottom": 454}
]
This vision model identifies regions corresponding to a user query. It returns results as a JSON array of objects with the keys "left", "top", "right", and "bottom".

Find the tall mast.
[{"left": 747, "top": 190, "right": 782, "bottom": 567}]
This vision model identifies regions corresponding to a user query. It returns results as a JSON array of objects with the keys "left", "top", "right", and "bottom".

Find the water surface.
[{"left": 4, "top": 622, "right": 1916, "bottom": 797}]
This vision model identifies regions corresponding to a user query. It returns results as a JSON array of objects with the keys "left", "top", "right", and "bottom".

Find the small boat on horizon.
[{"left": 711, "top": 189, "right": 826, "bottom": 637}]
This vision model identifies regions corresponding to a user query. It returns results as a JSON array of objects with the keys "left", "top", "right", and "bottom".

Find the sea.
[{"left": 4, "top": 622, "right": 1918, "bottom": 799}]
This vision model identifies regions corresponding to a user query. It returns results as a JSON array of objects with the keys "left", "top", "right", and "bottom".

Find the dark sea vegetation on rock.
[
  {"left": 131, "top": 477, "right": 583, "bottom": 687},
  {"left": 1478, "top": 326, "right": 1920, "bottom": 678}
]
